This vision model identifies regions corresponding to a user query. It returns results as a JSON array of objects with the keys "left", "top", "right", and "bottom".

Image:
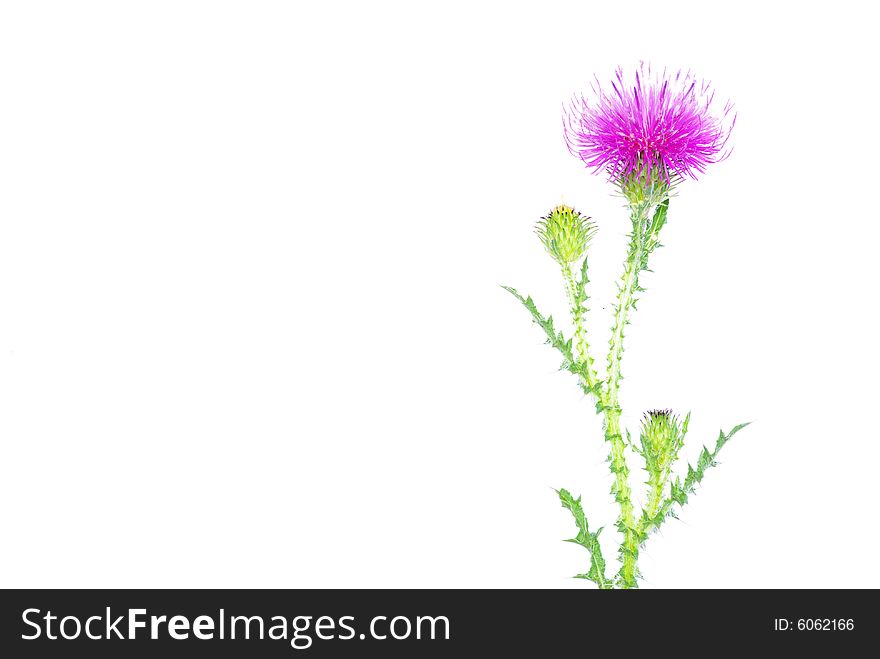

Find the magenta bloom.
[{"left": 564, "top": 64, "right": 735, "bottom": 183}]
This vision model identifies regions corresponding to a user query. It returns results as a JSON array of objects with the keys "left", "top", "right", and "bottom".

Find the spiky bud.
[
  {"left": 638, "top": 409, "right": 684, "bottom": 473},
  {"left": 535, "top": 205, "right": 596, "bottom": 265}
]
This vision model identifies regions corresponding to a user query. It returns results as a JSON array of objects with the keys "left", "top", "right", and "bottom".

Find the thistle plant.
[{"left": 504, "top": 64, "right": 748, "bottom": 588}]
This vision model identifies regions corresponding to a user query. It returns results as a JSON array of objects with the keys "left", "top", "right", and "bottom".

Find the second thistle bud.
[
  {"left": 638, "top": 409, "right": 685, "bottom": 473},
  {"left": 535, "top": 204, "right": 596, "bottom": 266}
]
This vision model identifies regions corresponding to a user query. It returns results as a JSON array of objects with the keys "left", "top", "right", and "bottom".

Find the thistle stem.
[
  {"left": 645, "top": 471, "right": 666, "bottom": 523},
  {"left": 602, "top": 202, "right": 650, "bottom": 589},
  {"left": 561, "top": 263, "right": 600, "bottom": 395},
  {"left": 607, "top": 203, "right": 648, "bottom": 405}
]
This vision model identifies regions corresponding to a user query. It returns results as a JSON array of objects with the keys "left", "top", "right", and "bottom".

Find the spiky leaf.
[
  {"left": 502, "top": 285, "right": 598, "bottom": 400},
  {"left": 557, "top": 488, "right": 612, "bottom": 589},
  {"left": 642, "top": 422, "right": 751, "bottom": 537}
]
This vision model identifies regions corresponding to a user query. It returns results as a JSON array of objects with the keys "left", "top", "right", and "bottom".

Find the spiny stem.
[
  {"left": 645, "top": 471, "right": 665, "bottom": 522},
  {"left": 603, "top": 201, "right": 651, "bottom": 588},
  {"left": 606, "top": 203, "right": 648, "bottom": 407},
  {"left": 605, "top": 411, "right": 638, "bottom": 587},
  {"left": 561, "top": 262, "right": 600, "bottom": 396}
]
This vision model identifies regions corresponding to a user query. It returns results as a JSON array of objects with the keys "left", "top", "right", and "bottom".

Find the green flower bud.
[
  {"left": 535, "top": 204, "right": 596, "bottom": 265},
  {"left": 638, "top": 409, "right": 685, "bottom": 472}
]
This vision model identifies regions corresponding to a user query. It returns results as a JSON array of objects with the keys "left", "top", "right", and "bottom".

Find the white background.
[{"left": 1, "top": 1, "right": 878, "bottom": 588}]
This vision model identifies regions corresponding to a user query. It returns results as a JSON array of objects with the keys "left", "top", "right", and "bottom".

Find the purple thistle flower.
[{"left": 564, "top": 64, "right": 735, "bottom": 184}]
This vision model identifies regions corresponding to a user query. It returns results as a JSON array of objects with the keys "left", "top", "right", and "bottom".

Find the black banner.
[{"left": 0, "top": 589, "right": 872, "bottom": 656}]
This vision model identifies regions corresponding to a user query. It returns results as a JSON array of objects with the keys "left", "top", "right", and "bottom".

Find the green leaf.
[
  {"left": 641, "top": 422, "right": 751, "bottom": 540},
  {"left": 557, "top": 488, "right": 612, "bottom": 589},
  {"left": 502, "top": 286, "right": 573, "bottom": 360},
  {"left": 649, "top": 197, "right": 669, "bottom": 235},
  {"left": 502, "top": 285, "right": 598, "bottom": 399}
]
